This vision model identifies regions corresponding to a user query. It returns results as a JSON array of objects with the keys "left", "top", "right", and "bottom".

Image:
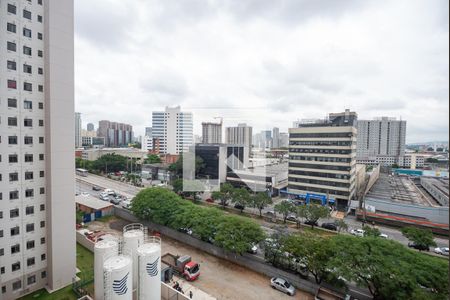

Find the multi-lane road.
[{"left": 76, "top": 174, "right": 449, "bottom": 250}]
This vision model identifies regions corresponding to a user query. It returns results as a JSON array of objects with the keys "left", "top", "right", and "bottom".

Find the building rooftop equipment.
[{"left": 366, "top": 173, "right": 436, "bottom": 207}]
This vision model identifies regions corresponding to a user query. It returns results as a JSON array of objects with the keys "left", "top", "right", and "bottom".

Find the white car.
[
  {"left": 379, "top": 233, "right": 388, "bottom": 239},
  {"left": 434, "top": 247, "right": 449, "bottom": 256},
  {"left": 270, "top": 277, "right": 295, "bottom": 296},
  {"left": 121, "top": 200, "right": 132, "bottom": 209},
  {"left": 99, "top": 192, "right": 110, "bottom": 201},
  {"left": 350, "top": 229, "right": 365, "bottom": 237}
]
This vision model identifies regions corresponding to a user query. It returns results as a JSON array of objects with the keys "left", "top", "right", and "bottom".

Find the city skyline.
[{"left": 74, "top": 0, "right": 448, "bottom": 143}]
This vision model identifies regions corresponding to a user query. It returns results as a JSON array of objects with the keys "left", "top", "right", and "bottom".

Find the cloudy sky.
[{"left": 74, "top": 0, "right": 449, "bottom": 143}]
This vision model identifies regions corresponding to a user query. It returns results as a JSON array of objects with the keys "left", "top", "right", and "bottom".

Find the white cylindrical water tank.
[
  {"left": 95, "top": 239, "right": 119, "bottom": 300},
  {"left": 123, "top": 224, "right": 144, "bottom": 290},
  {"left": 103, "top": 255, "right": 133, "bottom": 300},
  {"left": 137, "top": 237, "right": 161, "bottom": 300}
]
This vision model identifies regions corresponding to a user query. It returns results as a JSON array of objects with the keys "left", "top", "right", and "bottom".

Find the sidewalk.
[{"left": 170, "top": 276, "right": 217, "bottom": 300}]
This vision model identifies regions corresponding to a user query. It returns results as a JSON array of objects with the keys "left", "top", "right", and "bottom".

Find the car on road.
[
  {"left": 265, "top": 210, "right": 276, "bottom": 217},
  {"left": 286, "top": 214, "right": 297, "bottom": 222},
  {"left": 321, "top": 223, "right": 337, "bottom": 231},
  {"left": 350, "top": 229, "right": 365, "bottom": 237},
  {"left": 434, "top": 247, "right": 449, "bottom": 256},
  {"left": 99, "top": 193, "right": 110, "bottom": 201},
  {"left": 121, "top": 200, "right": 132, "bottom": 209},
  {"left": 110, "top": 198, "right": 121, "bottom": 205},
  {"left": 205, "top": 198, "right": 214, "bottom": 203},
  {"left": 304, "top": 220, "right": 319, "bottom": 227},
  {"left": 234, "top": 203, "right": 245, "bottom": 210},
  {"left": 104, "top": 189, "right": 116, "bottom": 196},
  {"left": 179, "top": 228, "right": 193, "bottom": 235},
  {"left": 408, "top": 242, "right": 429, "bottom": 251},
  {"left": 379, "top": 233, "right": 388, "bottom": 239},
  {"left": 270, "top": 277, "right": 295, "bottom": 296},
  {"left": 92, "top": 186, "right": 102, "bottom": 191}
]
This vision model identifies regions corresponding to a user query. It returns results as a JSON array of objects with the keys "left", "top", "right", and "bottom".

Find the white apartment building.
[
  {"left": 0, "top": 1, "right": 76, "bottom": 299},
  {"left": 202, "top": 121, "right": 222, "bottom": 144},
  {"left": 152, "top": 106, "right": 193, "bottom": 154},
  {"left": 288, "top": 110, "right": 358, "bottom": 210},
  {"left": 225, "top": 123, "right": 252, "bottom": 155},
  {"left": 356, "top": 117, "right": 406, "bottom": 166},
  {"left": 141, "top": 135, "right": 153, "bottom": 152},
  {"left": 74, "top": 112, "right": 81, "bottom": 148}
]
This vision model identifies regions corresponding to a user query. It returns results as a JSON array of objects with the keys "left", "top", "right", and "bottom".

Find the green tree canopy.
[
  {"left": 144, "top": 154, "right": 162, "bottom": 164},
  {"left": 363, "top": 225, "right": 381, "bottom": 237},
  {"left": 401, "top": 227, "right": 437, "bottom": 250},
  {"left": 296, "top": 204, "right": 330, "bottom": 228},
  {"left": 92, "top": 154, "right": 128, "bottom": 173},
  {"left": 250, "top": 192, "right": 273, "bottom": 217},
  {"left": 231, "top": 187, "right": 251, "bottom": 212},
  {"left": 214, "top": 215, "right": 266, "bottom": 254},
  {"left": 335, "top": 219, "right": 348, "bottom": 233},
  {"left": 211, "top": 183, "right": 235, "bottom": 207},
  {"left": 131, "top": 187, "right": 265, "bottom": 255},
  {"left": 274, "top": 200, "right": 295, "bottom": 223},
  {"left": 281, "top": 233, "right": 334, "bottom": 284},
  {"left": 329, "top": 235, "right": 448, "bottom": 299}
]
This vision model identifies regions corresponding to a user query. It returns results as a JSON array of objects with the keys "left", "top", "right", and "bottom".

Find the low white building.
[{"left": 81, "top": 148, "right": 148, "bottom": 161}]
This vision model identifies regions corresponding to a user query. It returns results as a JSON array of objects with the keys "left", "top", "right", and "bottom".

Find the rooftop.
[
  {"left": 76, "top": 194, "right": 113, "bottom": 210},
  {"left": 366, "top": 173, "right": 436, "bottom": 207}
]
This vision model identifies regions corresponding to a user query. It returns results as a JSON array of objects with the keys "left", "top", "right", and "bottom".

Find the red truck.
[{"left": 161, "top": 253, "right": 200, "bottom": 281}]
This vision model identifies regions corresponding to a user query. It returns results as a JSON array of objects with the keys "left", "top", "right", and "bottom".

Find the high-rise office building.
[
  {"left": 97, "top": 120, "right": 133, "bottom": 147},
  {"left": 152, "top": 106, "right": 193, "bottom": 154},
  {"left": 202, "top": 122, "right": 222, "bottom": 144},
  {"left": 74, "top": 112, "right": 81, "bottom": 148},
  {"left": 225, "top": 123, "right": 252, "bottom": 154},
  {"left": 272, "top": 127, "right": 280, "bottom": 148},
  {"left": 356, "top": 117, "right": 406, "bottom": 165},
  {"left": 288, "top": 109, "right": 358, "bottom": 210},
  {"left": 145, "top": 127, "right": 152, "bottom": 137},
  {"left": 279, "top": 132, "right": 289, "bottom": 148},
  {"left": 0, "top": 1, "right": 76, "bottom": 298},
  {"left": 86, "top": 122, "right": 94, "bottom": 132}
]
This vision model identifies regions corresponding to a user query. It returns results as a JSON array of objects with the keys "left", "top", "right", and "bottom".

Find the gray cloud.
[{"left": 74, "top": 0, "right": 449, "bottom": 143}]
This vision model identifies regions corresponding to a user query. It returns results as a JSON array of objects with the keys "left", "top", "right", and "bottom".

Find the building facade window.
[
  {"left": 7, "top": 41, "right": 17, "bottom": 51},
  {"left": 7, "top": 60, "right": 16, "bottom": 70},
  {"left": 7, "top": 23, "right": 17, "bottom": 33}
]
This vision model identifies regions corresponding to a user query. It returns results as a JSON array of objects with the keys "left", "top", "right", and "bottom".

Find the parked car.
[
  {"left": 304, "top": 220, "right": 319, "bottom": 227},
  {"left": 265, "top": 210, "right": 276, "bottom": 217},
  {"left": 350, "top": 229, "right": 365, "bottom": 237},
  {"left": 408, "top": 242, "right": 429, "bottom": 251},
  {"left": 92, "top": 186, "right": 102, "bottom": 191},
  {"left": 248, "top": 243, "right": 258, "bottom": 254},
  {"left": 99, "top": 193, "right": 110, "bottom": 201},
  {"left": 205, "top": 198, "right": 214, "bottom": 203},
  {"left": 179, "top": 228, "right": 193, "bottom": 235},
  {"left": 379, "top": 233, "right": 388, "bottom": 239},
  {"left": 104, "top": 189, "right": 116, "bottom": 196},
  {"left": 321, "top": 223, "right": 337, "bottom": 231},
  {"left": 121, "top": 200, "right": 132, "bottom": 209},
  {"left": 234, "top": 203, "right": 245, "bottom": 210},
  {"left": 110, "top": 198, "right": 121, "bottom": 205},
  {"left": 434, "top": 247, "right": 449, "bottom": 256},
  {"left": 270, "top": 277, "right": 295, "bottom": 296},
  {"left": 286, "top": 214, "right": 297, "bottom": 222}
]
